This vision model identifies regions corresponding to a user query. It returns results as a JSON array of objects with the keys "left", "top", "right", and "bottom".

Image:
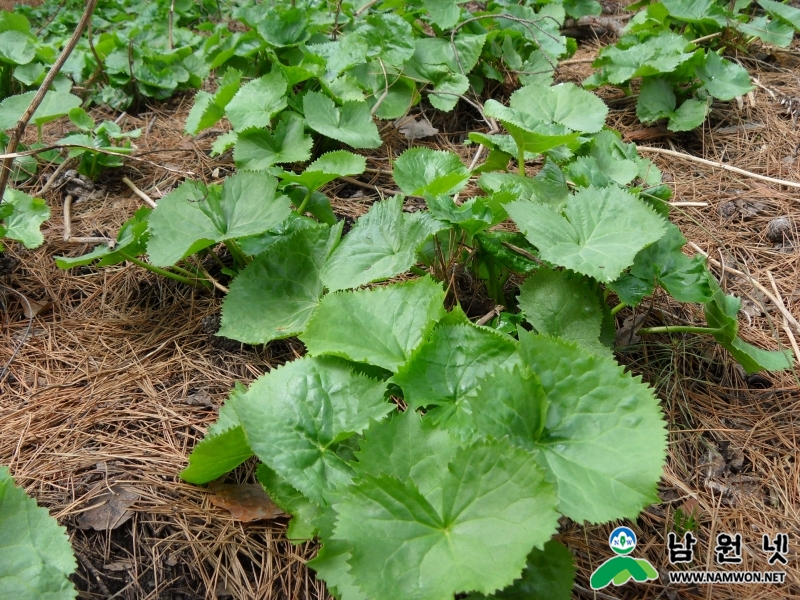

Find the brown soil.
[{"left": 3, "top": 9, "right": 800, "bottom": 600}]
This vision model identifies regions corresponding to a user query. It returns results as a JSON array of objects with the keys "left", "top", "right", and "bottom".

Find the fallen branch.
[
  {"left": 0, "top": 0, "right": 98, "bottom": 204},
  {"left": 638, "top": 146, "right": 800, "bottom": 189},
  {"left": 122, "top": 177, "right": 157, "bottom": 209}
]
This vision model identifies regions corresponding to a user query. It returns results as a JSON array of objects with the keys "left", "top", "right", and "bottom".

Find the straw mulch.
[{"left": 2, "top": 24, "right": 800, "bottom": 600}]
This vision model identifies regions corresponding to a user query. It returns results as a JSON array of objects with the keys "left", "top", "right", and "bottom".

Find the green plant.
[
  {"left": 0, "top": 466, "right": 77, "bottom": 599},
  {"left": 58, "top": 107, "right": 140, "bottom": 179},
  {"left": 584, "top": 0, "right": 800, "bottom": 130},
  {"left": 1, "top": 188, "right": 50, "bottom": 250}
]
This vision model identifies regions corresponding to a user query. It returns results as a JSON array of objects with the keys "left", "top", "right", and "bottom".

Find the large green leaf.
[
  {"left": 593, "top": 32, "right": 694, "bottom": 84},
  {"left": 279, "top": 150, "right": 366, "bottom": 194},
  {"left": 704, "top": 275, "right": 792, "bottom": 373},
  {"left": 180, "top": 383, "right": 253, "bottom": 484},
  {"left": 506, "top": 185, "right": 666, "bottom": 282},
  {"left": 695, "top": 51, "right": 753, "bottom": 101},
  {"left": 356, "top": 13, "right": 415, "bottom": 67},
  {"left": 234, "top": 114, "right": 313, "bottom": 171},
  {"left": 611, "top": 222, "right": 712, "bottom": 306},
  {"left": 758, "top": 0, "right": 800, "bottom": 28},
  {"left": 234, "top": 356, "right": 393, "bottom": 503},
  {"left": 0, "top": 466, "right": 77, "bottom": 600},
  {"left": 321, "top": 195, "right": 443, "bottom": 291},
  {"left": 518, "top": 267, "right": 609, "bottom": 356},
  {"left": 185, "top": 68, "right": 243, "bottom": 134},
  {"left": 467, "top": 540, "right": 576, "bottom": 600},
  {"left": 257, "top": 7, "right": 311, "bottom": 47},
  {"left": 1, "top": 188, "right": 49, "bottom": 249},
  {"left": 56, "top": 207, "right": 151, "bottom": 268},
  {"left": 256, "top": 464, "right": 320, "bottom": 541},
  {"left": 303, "top": 92, "right": 382, "bottom": 149},
  {"left": 300, "top": 276, "right": 447, "bottom": 371},
  {"left": 225, "top": 69, "right": 288, "bottom": 131},
  {"left": 660, "top": 0, "right": 727, "bottom": 26},
  {"left": 393, "top": 147, "right": 470, "bottom": 196},
  {"left": 218, "top": 225, "right": 340, "bottom": 344},
  {"left": 391, "top": 324, "right": 519, "bottom": 434},
  {"left": 146, "top": 172, "right": 291, "bottom": 266},
  {"left": 0, "top": 91, "right": 81, "bottom": 130},
  {"left": 331, "top": 411, "right": 560, "bottom": 600},
  {"left": 469, "top": 332, "right": 667, "bottom": 522},
  {"left": 0, "top": 30, "right": 35, "bottom": 65}
]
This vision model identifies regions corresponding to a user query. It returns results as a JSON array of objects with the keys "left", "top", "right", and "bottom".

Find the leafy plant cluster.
[{"left": 585, "top": 0, "right": 800, "bottom": 131}]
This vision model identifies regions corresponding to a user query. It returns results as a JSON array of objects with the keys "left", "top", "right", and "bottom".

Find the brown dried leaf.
[
  {"left": 615, "top": 313, "right": 647, "bottom": 347},
  {"left": 103, "top": 559, "right": 134, "bottom": 572},
  {"left": 77, "top": 485, "right": 139, "bottom": 530},
  {"left": 18, "top": 293, "right": 51, "bottom": 319},
  {"left": 179, "top": 390, "right": 214, "bottom": 407},
  {"left": 207, "top": 483, "right": 285, "bottom": 522},
  {"left": 396, "top": 117, "right": 438, "bottom": 140}
]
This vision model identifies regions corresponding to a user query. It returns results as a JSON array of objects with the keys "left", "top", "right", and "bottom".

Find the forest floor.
[{"left": 2, "top": 5, "right": 800, "bottom": 600}]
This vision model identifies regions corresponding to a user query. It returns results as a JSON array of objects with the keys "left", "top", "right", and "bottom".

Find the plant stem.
[
  {"left": 610, "top": 302, "right": 627, "bottom": 316},
  {"left": 410, "top": 265, "right": 429, "bottom": 277},
  {"left": 224, "top": 239, "right": 248, "bottom": 269},
  {"left": 638, "top": 325, "right": 716, "bottom": 335},
  {"left": 121, "top": 253, "right": 211, "bottom": 289},
  {"left": 295, "top": 188, "right": 314, "bottom": 216},
  {"left": 518, "top": 146, "right": 526, "bottom": 177}
]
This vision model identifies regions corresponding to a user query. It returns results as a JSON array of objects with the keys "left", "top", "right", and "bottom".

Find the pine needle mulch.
[{"left": 2, "top": 32, "right": 800, "bottom": 600}]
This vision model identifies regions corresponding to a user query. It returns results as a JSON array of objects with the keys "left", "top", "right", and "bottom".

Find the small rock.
[{"left": 766, "top": 217, "right": 793, "bottom": 242}]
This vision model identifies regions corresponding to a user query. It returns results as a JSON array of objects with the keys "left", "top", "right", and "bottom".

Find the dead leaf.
[
  {"left": 208, "top": 482, "right": 285, "bottom": 522},
  {"left": 702, "top": 446, "right": 726, "bottom": 480},
  {"left": 681, "top": 497, "right": 701, "bottom": 519},
  {"left": 77, "top": 485, "right": 139, "bottom": 530},
  {"left": 615, "top": 313, "right": 648, "bottom": 347},
  {"left": 103, "top": 559, "right": 134, "bottom": 572},
  {"left": 179, "top": 390, "right": 214, "bottom": 407},
  {"left": 396, "top": 117, "right": 438, "bottom": 140}
]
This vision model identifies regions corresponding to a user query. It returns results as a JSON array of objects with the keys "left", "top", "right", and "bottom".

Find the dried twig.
[
  {"left": 638, "top": 146, "right": 800, "bottom": 189},
  {"left": 122, "top": 177, "right": 158, "bottom": 209},
  {"left": 766, "top": 270, "right": 800, "bottom": 365},
  {"left": 0, "top": 0, "right": 98, "bottom": 204}
]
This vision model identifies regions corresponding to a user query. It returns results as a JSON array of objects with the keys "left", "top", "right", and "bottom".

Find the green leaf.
[
  {"left": 257, "top": 7, "right": 310, "bottom": 47},
  {"left": 467, "top": 540, "right": 576, "bottom": 600},
  {"left": 611, "top": 222, "right": 712, "bottom": 305},
  {"left": 0, "top": 466, "right": 77, "bottom": 600},
  {"left": 225, "top": 69, "right": 288, "bottom": 132},
  {"left": 421, "top": 0, "right": 461, "bottom": 28},
  {"left": 300, "top": 276, "right": 447, "bottom": 371},
  {"left": 393, "top": 147, "right": 470, "bottom": 196},
  {"left": 759, "top": 0, "right": 800, "bottom": 28},
  {"left": 494, "top": 332, "right": 667, "bottom": 522},
  {"left": 233, "top": 115, "right": 313, "bottom": 171},
  {"left": 735, "top": 16, "right": 794, "bottom": 47},
  {"left": 660, "top": 0, "right": 727, "bottom": 26},
  {"left": 310, "top": 34, "right": 369, "bottom": 79},
  {"left": 303, "top": 92, "right": 382, "bottom": 149},
  {"left": 68, "top": 107, "right": 95, "bottom": 131},
  {"left": 563, "top": 0, "right": 602, "bottom": 17},
  {"left": 474, "top": 230, "right": 541, "bottom": 275},
  {"left": 518, "top": 267, "right": 609, "bottom": 356},
  {"left": 594, "top": 32, "right": 694, "bottom": 84},
  {"left": 12, "top": 61, "right": 43, "bottom": 86},
  {"left": 356, "top": 13, "right": 415, "bottom": 67},
  {"left": 218, "top": 225, "right": 339, "bottom": 344},
  {"left": 506, "top": 185, "right": 667, "bottom": 282},
  {"left": 321, "top": 195, "right": 442, "bottom": 291},
  {"left": 180, "top": 383, "right": 253, "bottom": 484},
  {"left": 428, "top": 71, "right": 469, "bottom": 112},
  {"left": 234, "top": 356, "right": 392, "bottom": 503},
  {"left": 0, "top": 91, "right": 81, "bottom": 130},
  {"left": 1, "top": 188, "right": 49, "bottom": 248},
  {"left": 238, "top": 214, "right": 318, "bottom": 256},
  {"left": 185, "top": 92, "right": 224, "bottom": 135},
  {"left": 0, "top": 30, "right": 34, "bottom": 65},
  {"left": 636, "top": 77, "right": 676, "bottom": 123},
  {"left": 695, "top": 51, "right": 753, "bottom": 101},
  {"left": 704, "top": 275, "right": 792, "bottom": 373},
  {"left": 288, "top": 188, "right": 336, "bottom": 226},
  {"left": 424, "top": 194, "right": 494, "bottom": 235},
  {"left": 146, "top": 172, "right": 291, "bottom": 266},
  {"left": 211, "top": 130, "right": 237, "bottom": 156},
  {"left": 332, "top": 412, "right": 560, "bottom": 600},
  {"left": 391, "top": 324, "right": 520, "bottom": 434},
  {"left": 56, "top": 206, "right": 151, "bottom": 268},
  {"left": 478, "top": 160, "right": 569, "bottom": 209},
  {"left": 668, "top": 98, "right": 708, "bottom": 131},
  {"left": 256, "top": 464, "right": 319, "bottom": 541},
  {"left": 279, "top": 150, "right": 366, "bottom": 194}
]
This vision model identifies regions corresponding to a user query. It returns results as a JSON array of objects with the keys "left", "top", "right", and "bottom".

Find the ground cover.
[{"left": 2, "top": 0, "right": 800, "bottom": 598}]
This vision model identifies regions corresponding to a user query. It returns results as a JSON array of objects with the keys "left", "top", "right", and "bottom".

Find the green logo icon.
[{"left": 590, "top": 527, "right": 659, "bottom": 589}]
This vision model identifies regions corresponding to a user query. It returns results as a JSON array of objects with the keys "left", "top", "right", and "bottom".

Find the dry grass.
[{"left": 2, "top": 19, "right": 800, "bottom": 600}]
